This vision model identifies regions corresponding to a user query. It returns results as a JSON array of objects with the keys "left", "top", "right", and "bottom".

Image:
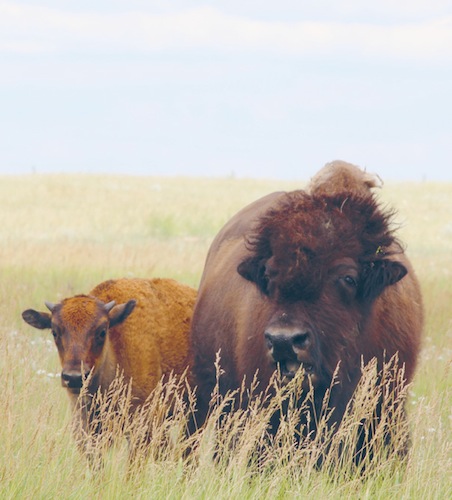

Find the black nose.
[
  {"left": 61, "top": 370, "right": 90, "bottom": 389},
  {"left": 265, "top": 331, "right": 311, "bottom": 358}
]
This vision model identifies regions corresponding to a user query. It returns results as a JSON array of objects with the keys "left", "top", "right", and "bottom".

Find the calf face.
[{"left": 22, "top": 296, "right": 136, "bottom": 393}]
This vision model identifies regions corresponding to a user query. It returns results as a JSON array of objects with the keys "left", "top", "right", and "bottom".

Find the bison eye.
[
  {"left": 343, "top": 276, "right": 357, "bottom": 287},
  {"left": 96, "top": 329, "right": 107, "bottom": 344}
]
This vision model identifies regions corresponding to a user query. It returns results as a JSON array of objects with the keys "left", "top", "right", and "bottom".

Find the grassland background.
[{"left": 0, "top": 173, "right": 451, "bottom": 498}]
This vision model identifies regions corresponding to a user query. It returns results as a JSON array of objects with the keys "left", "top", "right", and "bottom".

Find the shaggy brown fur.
[
  {"left": 190, "top": 161, "right": 423, "bottom": 461},
  {"left": 309, "top": 160, "right": 383, "bottom": 197},
  {"left": 22, "top": 277, "right": 197, "bottom": 460}
]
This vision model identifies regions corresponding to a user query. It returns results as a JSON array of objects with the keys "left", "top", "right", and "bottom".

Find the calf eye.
[
  {"left": 50, "top": 327, "right": 61, "bottom": 340},
  {"left": 96, "top": 329, "right": 107, "bottom": 343}
]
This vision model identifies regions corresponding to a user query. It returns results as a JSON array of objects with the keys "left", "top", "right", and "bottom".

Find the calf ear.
[
  {"left": 22, "top": 309, "right": 52, "bottom": 330},
  {"left": 360, "top": 259, "right": 408, "bottom": 301},
  {"left": 237, "top": 256, "right": 269, "bottom": 294},
  {"left": 108, "top": 299, "right": 137, "bottom": 327}
]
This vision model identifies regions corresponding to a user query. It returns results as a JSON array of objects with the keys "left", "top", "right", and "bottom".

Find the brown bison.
[
  {"left": 190, "top": 161, "right": 423, "bottom": 461},
  {"left": 22, "top": 277, "right": 197, "bottom": 463}
]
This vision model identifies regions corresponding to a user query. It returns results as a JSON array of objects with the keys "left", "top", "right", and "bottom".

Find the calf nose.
[
  {"left": 264, "top": 331, "right": 311, "bottom": 360},
  {"left": 61, "top": 369, "right": 90, "bottom": 389}
]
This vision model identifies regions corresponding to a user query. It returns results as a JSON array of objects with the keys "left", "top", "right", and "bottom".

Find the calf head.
[
  {"left": 22, "top": 295, "right": 136, "bottom": 393},
  {"left": 237, "top": 191, "right": 407, "bottom": 388}
]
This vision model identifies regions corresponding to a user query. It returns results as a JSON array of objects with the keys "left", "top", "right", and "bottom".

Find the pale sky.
[{"left": 1, "top": 1, "right": 451, "bottom": 181}]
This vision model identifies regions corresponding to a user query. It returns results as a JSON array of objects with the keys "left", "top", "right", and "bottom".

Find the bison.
[
  {"left": 190, "top": 160, "right": 423, "bottom": 463},
  {"left": 22, "top": 277, "right": 197, "bottom": 464}
]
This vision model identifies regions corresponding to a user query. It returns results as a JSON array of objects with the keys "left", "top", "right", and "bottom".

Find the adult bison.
[{"left": 190, "top": 161, "right": 423, "bottom": 461}]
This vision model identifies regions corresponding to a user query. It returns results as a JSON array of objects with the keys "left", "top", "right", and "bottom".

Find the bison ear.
[
  {"left": 237, "top": 256, "right": 269, "bottom": 294},
  {"left": 22, "top": 309, "right": 52, "bottom": 330},
  {"left": 360, "top": 259, "right": 407, "bottom": 301},
  {"left": 108, "top": 299, "right": 137, "bottom": 327}
]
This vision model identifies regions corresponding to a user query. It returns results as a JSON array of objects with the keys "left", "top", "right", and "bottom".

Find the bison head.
[
  {"left": 237, "top": 191, "right": 407, "bottom": 388},
  {"left": 22, "top": 296, "right": 136, "bottom": 394}
]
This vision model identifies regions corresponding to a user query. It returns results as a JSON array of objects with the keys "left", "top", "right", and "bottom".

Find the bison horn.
[
  {"left": 104, "top": 300, "right": 116, "bottom": 312},
  {"left": 45, "top": 301, "right": 56, "bottom": 312}
]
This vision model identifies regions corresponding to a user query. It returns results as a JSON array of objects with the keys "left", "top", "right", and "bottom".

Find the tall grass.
[{"left": 1, "top": 174, "right": 451, "bottom": 498}]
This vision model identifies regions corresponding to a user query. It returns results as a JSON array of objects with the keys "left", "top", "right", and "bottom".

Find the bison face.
[
  {"left": 239, "top": 255, "right": 408, "bottom": 388},
  {"left": 237, "top": 192, "right": 409, "bottom": 387},
  {"left": 22, "top": 296, "right": 136, "bottom": 395}
]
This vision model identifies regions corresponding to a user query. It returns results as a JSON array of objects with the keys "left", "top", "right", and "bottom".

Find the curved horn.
[
  {"left": 104, "top": 300, "right": 116, "bottom": 313},
  {"left": 45, "top": 301, "right": 56, "bottom": 312}
]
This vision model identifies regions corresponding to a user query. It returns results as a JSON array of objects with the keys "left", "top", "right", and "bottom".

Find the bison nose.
[
  {"left": 61, "top": 369, "right": 90, "bottom": 390},
  {"left": 264, "top": 331, "right": 311, "bottom": 359}
]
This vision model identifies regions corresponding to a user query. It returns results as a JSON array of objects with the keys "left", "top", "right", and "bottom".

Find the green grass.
[{"left": 1, "top": 173, "right": 451, "bottom": 498}]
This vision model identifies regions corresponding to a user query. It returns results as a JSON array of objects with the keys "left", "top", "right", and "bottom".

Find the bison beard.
[{"left": 189, "top": 161, "right": 423, "bottom": 466}]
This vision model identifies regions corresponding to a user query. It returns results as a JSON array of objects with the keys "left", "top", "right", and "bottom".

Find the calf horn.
[
  {"left": 104, "top": 300, "right": 116, "bottom": 312},
  {"left": 45, "top": 301, "right": 56, "bottom": 312}
]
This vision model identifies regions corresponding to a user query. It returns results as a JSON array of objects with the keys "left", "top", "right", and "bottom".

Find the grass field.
[{"left": 1, "top": 173, "right": 451, "bottom": 498}]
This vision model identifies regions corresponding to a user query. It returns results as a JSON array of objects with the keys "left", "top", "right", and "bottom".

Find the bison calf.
[
  {"left": 190, "top": 161, "right": 423, "bottom": 465},
  {"left": 22, "top": 277, "right": 197, "bottom": 465}
]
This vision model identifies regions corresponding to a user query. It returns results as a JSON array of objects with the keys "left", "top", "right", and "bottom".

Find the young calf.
[{"left": 22, "top": 277, "right": 197, "bottom": 464}]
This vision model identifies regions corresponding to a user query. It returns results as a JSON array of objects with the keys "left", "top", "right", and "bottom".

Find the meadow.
[{"left": 0, "top": 173, "right": 451, "bottom": 499}]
